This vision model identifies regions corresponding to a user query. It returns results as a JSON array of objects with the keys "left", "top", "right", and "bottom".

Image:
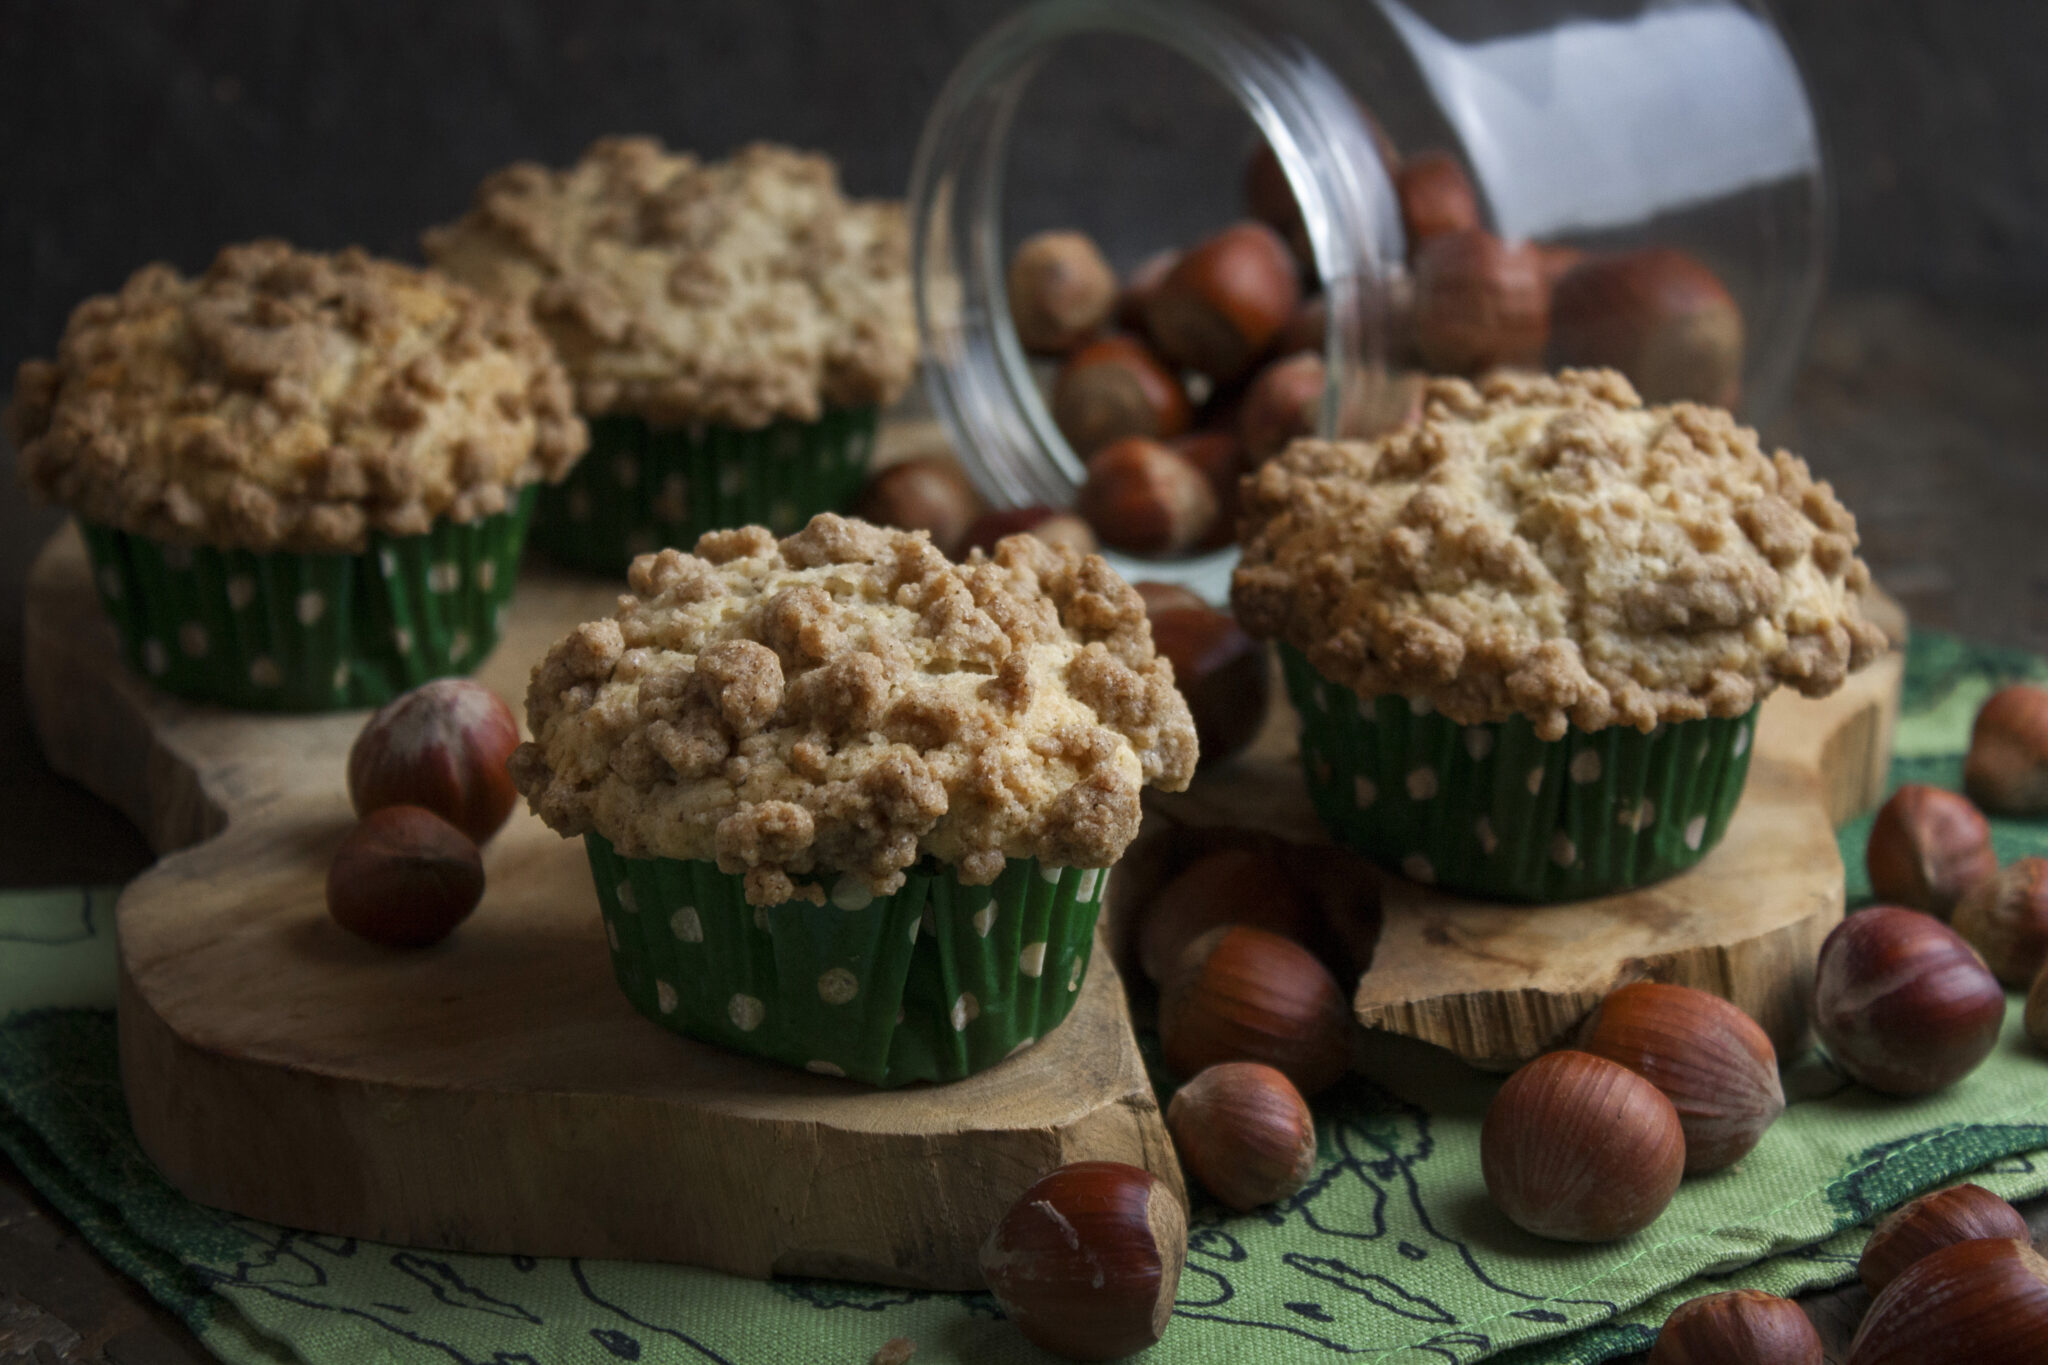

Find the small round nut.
[
  {"left": 1143, "top": 222, "right": 1301, "bottom": 384},
  {"left": 851, "top": 457, "right": 985, "bottom": 558},
  {"left": 1865, "top": 783, "right": 1998, "bottom": 919},
  {"left": 1050, "top": 334, "right": 1193, "bottom": 457},
  {"left": 1148, "top": 605, "right": 1269, "bottom": 769},
  {"left": 347, "top": 679, "right": 521, "bottom": 846},
  {"left": 1846, "top": 1238, "right": 2048, "bottom": 1365},
  {"left": 327, "top": 805, "right": 485, "bottom": 948},
  {"left": 1951, "top": 856, "right": 2048, "bottom": 986},
  {"left": 1812, "top": 905, "right": 2006, "bottom": 1097},
  {"left": 1965, "top": 683, "right": 2048, "bottom": 815},
  {"left": 1395, "top": 150, "right": 1481, "bottom": 249},
  {"left": 962, "top": 506, "right": 1099, "bottom": 559},
  {"left": 1167, "top": 1062, "right": 1317, "bottom": 1212},
  {"left": 1164, "top": 429, "right": 1247, "bottom": 550},
  {"left": 1137, "top": 846, "right": 1321, "bottom": 985},
  {"left": 1238, "top": 352, "right": 1325, "bottom": 463},
  {"left": 1547, "top": 248, "right": 1744, "bottom": 408},
  {"left": 1159, "top": 924, "right": 1352, "bottom": 1096},
  {"left": 1075, "top": 437, "right": 1219, "bottom": 558},
  {"left": 1858, "top": 1183, "right": 2031, "bottom": 1296},
  {"left": 1411, "top": 229, "right": 1549, "bottom": 374},
  {"left": 1007, "top": 230, "right": 1117, "bottom": 355},
  {"left": 1648, "top": 1289, "right": 1821, "bottom": 1365}
]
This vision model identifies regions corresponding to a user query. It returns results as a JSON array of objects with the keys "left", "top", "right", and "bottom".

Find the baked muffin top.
[
  {"left": 423, "top": 137, "right": 916, "bottom": 429},
  {"left": 1233, "top": 369, "right": 1889, "bottom": 739},
  {"left": 9, "top": 240, "right": 587, "bottom": 554},
  {"left": 512, "top": 515, "right": 1198, "bottom": 906}
]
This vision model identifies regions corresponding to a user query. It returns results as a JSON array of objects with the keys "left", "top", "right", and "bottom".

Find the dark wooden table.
[{"left": 2, "top": 292, "right": 2044, "bottom": 1362}]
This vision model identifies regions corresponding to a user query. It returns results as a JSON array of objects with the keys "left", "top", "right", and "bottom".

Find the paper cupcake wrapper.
[
  {"left": 583, "top": 833, "right": 1109, "bottom": 1087},
  {"left": 1280, "top": 644, "right": 1757, "bottom": 902},
  {"left": 79, "top": 488, "right": 534, "bottom": 712},
  {"left": 529, "top": 407, "right": 879, "bottom": 573}
]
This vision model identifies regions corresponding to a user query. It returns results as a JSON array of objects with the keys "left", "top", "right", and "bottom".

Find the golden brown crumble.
[
  {"left": 8, "top": 240, "right": 586, "bottom": 553},
  {"left": 424, "top": 137, "right": 916, "bottom": 428},
  {"left": 1232, "top": 369, "right": 1889, "bottom": 739},
  {"left": 511, "top": 514, "right": 1198, "bottom": 904}
]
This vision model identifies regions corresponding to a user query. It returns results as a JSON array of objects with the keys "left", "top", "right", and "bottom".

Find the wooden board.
[
  {"left": 23, "top": 523, "right": 1178, "bottom": 1291},
  {"left": 1150, "top": 612, "right": 1907, "bottom": 1072}
]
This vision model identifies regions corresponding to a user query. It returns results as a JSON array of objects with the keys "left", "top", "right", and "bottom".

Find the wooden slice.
[{"left": 24, "top": 524, "right": 1178, "bottom": 1290}]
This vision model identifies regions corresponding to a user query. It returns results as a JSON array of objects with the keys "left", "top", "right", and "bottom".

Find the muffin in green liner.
[
  {"left": 1281, "top": 644, "right": 1757, "bottom": 900},
  {"left": 426, "top": 138, "right": 915, "bottom": 577},
  {"left": 79, "top": 489, "right": 533, "bottom": 711},
  {"left": 588, "top": 836, "right": 1109, "bottom": 1085},
  {"left": 529, "top": 407, "right": 878, "bottom": 572},
  {"left": 10, "top": 240, "right": 586, "bottom": 711},
  {"left": 1234, "top": 370, "right": 1890, "bottom": 901},
  {"left": 511, "top": 516, "right": 1197, "bottom": 1084}
]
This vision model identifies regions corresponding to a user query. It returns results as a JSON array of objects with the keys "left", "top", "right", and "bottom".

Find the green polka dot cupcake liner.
[
  {"left": 1280, "top": 643, "right": 1758, "bottom": 902},
  {"left": 529, "top": 406, "right": 878, "bottom": 574},
  {"left": 79, "top": 487, "right": 535, "bottom": 712},
  {"left": 583, "top": 832, "right": 1109, "bottom": 1087}
]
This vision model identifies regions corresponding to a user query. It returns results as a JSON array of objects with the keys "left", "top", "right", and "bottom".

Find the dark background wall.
[{"left": 4, "top": 0, "right": 2047, "bottom": 385}]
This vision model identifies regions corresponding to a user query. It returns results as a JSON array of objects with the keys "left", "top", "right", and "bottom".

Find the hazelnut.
[
  {"left": 1812, "top": 906, "right": 2005, "bottom": 1097},
  {"left": 1007, "top": 230, "right": 1118, "bottom": 355},
  {"left": 1165, "top": 429, "right": 1247, "bottom": 549},
  {"left": 962, "top": 506, "right": 1099, "bottom": 559},
  {"left": 1648, "top": 1290, "right": 1822, "bottom": 1365},
  {"left": 1274, "top": 294, "right": 1327, "bottom": 358},
  {"left": 1952, "top": 856, "right": 2048, "bottom": 986},
  {"left": 1131, "top": 580, "right": 1208, "bottom": 618},
  {"left": 1965, "top": 683, "right": 2048, "bottom": 815},
  {"left": 1534, "top": 243, "right": 1591, "bottom": 288},
  {"left": 327, "top": 805, "right": 485, "bottom": 948},
  {"left": 1858, "top": 1184, "right": 2031, "bottom": 1295},
  {"left": 1395, "top": 150, "right": 1481, "bottom": 249},
  {"left": 1846, "top": 1238, "right": 2048, "bottom": 1365},
  {"left": 1137, "top": 846, "right": 1321, "bottom": 985},
  {"left": 1865, "top": 783, "right": 1998, "bottom": 918},
  {"left": 347, "top": 678, "right": 520, "bottom": 846},
  {"left": 1116, "top": 249, "right": 1179, "bottom": 334},
  {"left": 1480, "top": 1050, "right": 1685, "bottom": 1243},
  {"left": 1577, "top": 982, "right": 1784, "bottom": 1174},
  {"left": 1149, "top": 605, "right": 1269, "bottom": 769},
  {"left": 1547, "top": 248, "right": 1744, "bottom": 408},
  {"left": 1075, "top": 437, "right": 1219, "bottom": 558},
  {"left": 1243, "top": 143, "right": 1312, "bottom": 267},
  {"left": 1050, "top": 334, "right": 1193, "bottom": 457},
  {"left": 1143, "top": 222, "right": 1301, "bottom": 383},
  {"left": 1167, "top": 1062, "right": 1317, "bottom": 1212},
  {"left": 1411, "top": 229, "right": 1549, "bottom": 374},
  {"left": 1238, "top": 352, "right": 1325, "bottom": 463},
  {"left": 978, "top": 1161, "right": 1186, "bottom": 1361},
  {"left": 1159, "top": 924, "right": 1352, "bottom": 1097},
  {"left": 851, "top": 456, "right": 984, "bottom": 558}
]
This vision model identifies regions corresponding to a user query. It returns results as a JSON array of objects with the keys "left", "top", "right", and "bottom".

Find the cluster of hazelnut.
[{"left": 326, "top": 678, "right": 522, "bottom": 946}]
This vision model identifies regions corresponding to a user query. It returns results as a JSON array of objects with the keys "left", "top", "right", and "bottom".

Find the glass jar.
[{"left": 908, "top": 0, "right": 1826, "bottom": 599}]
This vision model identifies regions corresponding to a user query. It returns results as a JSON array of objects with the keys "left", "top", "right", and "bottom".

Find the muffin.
[
  {"left": 424, "top": 137, "right": 916, "bottom": 572},
  {"left": 10, "top": 240, "right": 586, "bottom": 710},
  {"left": 1232, "top": 369, "right": 1888, "bottom": 901},
  {"left": 511, "top": 514, "right": 1197, "bottom": 1084}
]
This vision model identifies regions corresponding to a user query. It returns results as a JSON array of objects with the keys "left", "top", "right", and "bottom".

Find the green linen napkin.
[{"left": 1, "top": 630, "right": 2044, "bottom": 1365}]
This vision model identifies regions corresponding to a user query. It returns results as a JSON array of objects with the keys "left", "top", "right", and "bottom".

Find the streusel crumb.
[
  {"left": 512, "top": 515, "right": 1197, "bottom": 904},
  {"left": 1232, "top": 369, "right": 1889, "bottom": 739}
]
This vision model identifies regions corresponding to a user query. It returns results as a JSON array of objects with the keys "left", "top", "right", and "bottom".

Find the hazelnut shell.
[
  {"left": 1847, "top": 1238, "right": 2048, "bottom": 1365},
  {"left": 1647, "top": 1289, "right": 1822, "bottom": 1365},
  {"left": 1865, "top": 783, "right": 1997, "bottom": 918},
  {"left": 1159, "top": 924, "right": 1352, "bottom": 1096},
  {"left": 1812, "top": 906, "right": 2006, "bottom": 1097},
  {"left": 347, "top": 678, "right": 520, "bottom": 846},
  {"left": 1167, "top": 1061, "right": 1318, "bottom": 1212},
  {"left": 1858, "top": 1183, "right": 2031, "bottom": 1296},
  {"left": 1965, "top": 683, "right": 2048, "bottom": 815},
  {"left": 327, "top": 804, "right": 485, "bottom": 948}
]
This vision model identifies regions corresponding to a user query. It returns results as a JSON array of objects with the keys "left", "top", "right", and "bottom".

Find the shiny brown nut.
[
  {"left": 1858, "top": 1184, "right": 2032, "bottom": 1296},
  {"left": 1866, "top": 783, "right": 1998, "bottom": 919},
  {"left": 1131, "top": 580, "right": 1208, "bottom": 618},
  {"left": 962, "top": 506, "right": 1099, "bottom": 559},
  {"left": 1395, "top": 150, "right": 1481, "bottom": 249},
  {"left": 1076, "top": 437, "right": 1219, "bottom": 557},
  {"left": 851, "top": 456, "right": 985, "bottom": 559},
  {"left": 1846, "top": 1238, "right": 2048, "bottom": 1365},
  {"left": 1965, "top": 683, "right": 2048, "bottom": 815},
  {"left": 1166, "top": 429, "right": 1248, "bottom": 550},
  {"left": 1116, "top": 249, "right": 1180, "bottom": 335},
  {"left": 1534, "top": 242, "right": 1591, "bottom": 287},
  {"left": 1143, "top": 222, "right": 1302, "bottom": 384},
  {"left": 1275, "top": 294, "right": 1328, "bottom": 357},
  {"left": 1547, "top": 248, "right": 1744, "bottom": 408},
  {"left": 1812, "top": 906, "right": 2006, "bottom": 1096},
  {"left": 1411, "top": 229, "right": 1550, "bottom": 374},
  {"left": 1167, "top": 1062, "right": 1317, "bottom": 1212},
  {"left": 1137, "top": 846, "right": 1319, "bottom": 985},
  {"left": 1648, "top": 1289, "right": 1821, "bottom": 1365},
  {"left": 1243, "top": 142, "right": 1312, "bottom": 268},
  {"left": 1952, "top": 857, "right": 2048, "bottom": 986},
  {"left": 1159, "top": 924, "right": 1351, "bottom": 1096},
  {"left": 1051, "top": 334, "right": 1193, "bottom": 457},
  {"left": 327, "top": 805, "right": 485, "bottom": 948},
  {"left": 1149, "top": 605, "right": 1268, "bottom": 769},
  {"left": 347, "top": 679, "right": 520, "bottom": 846},
  {"left": 1239, "top": 352, "right": 1325, "bottom": 463},
  {"left": 1008, "top": 229, "right": 1118, "bottom": 355}
]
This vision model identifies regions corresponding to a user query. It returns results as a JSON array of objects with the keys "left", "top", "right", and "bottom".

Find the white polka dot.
[
  {"left": 1402, "top": 854, "right": 1436, "bottom": 884},
  {"left": 1733, "top": 724, "right": 1750, "bottom": 757},
  {"left": 566, "top": 488, "right": 593, "bottom": 522},
  {"left": 333, "top": 663, "right": 351, "bottom": 691},
  {"left": 728, "top": 994, "right": 765, "bottom": 1032},
  {"left": 1617, "top": 800, "right": 1657, "bottom": 832},
  {"left": 98, "top": 566, "right": 123, "bottom": 600},
  {"left": 1408, "top": 695, "right": 1435, "bottom": 716},
  {"left": 972, "top": 902, "right": 997, "bottom": 938},
  {"left": 393, "top": 627, "right": 414, "bottom": 654},
  {"left": 1697, "top": 740, "right": 1713, "bottom": 763},
  {"left": 754, "top": 904, "right": 772, "bottom": 933},
  {"left": 494, "top": 603, "right": 511, "bottom": 635},
  {"left": 1685, "top": 815, "right": 1708, "bottom": 850},
  {"left": 476, "top": 560, "right": 497, "bottom": 591},
  {"left": 830, "top": 874, "right": 873, "bottom": 910},
  {"left": 1068, "top": 958, "right": 1084, "bottom": 992},
  {"left": 1076, "top": 868, "right": 1102, "bottom": 902},
  {"left": 950, "top": 993, "right": 980, "bottom": 1031},
  {"left": 1550, "top": 833, "right": 1577, "bottom": 867},
  {"left": 606, "top": 920, "right": 620, "bottom": 951},
  {"left": 1526, "top": 766, "right": 1546, "bottom": 795},
  {"left": 449, "top": 631, "right": 471, "bottom": 662},
  {"left": 428, "top": 562, "right": 461, "bottom": 593},
  {"left": 769, "top": 498, "right": 800, "bottom": 532},
  {"left": 656, "top": 980, "right": 678, "bottom": 1014},
  {"left": 379, "top": 548, "right": 399, "bottom": 577},
  {"left": 225, "top": 575, "right": 255, "bottom": 610},
  {"left": 806, "top": 1060, "right": 845, "bottom": 1077},
  {"left": 1464, "top": 728, "right": 1494, "bottom": 761},
  {"left": 1476, "top": 817, "right": 1498, "bottom": 855},
  {"left": 1570, "top": 750, "right": 1603, "bottom": 784},
  {"left": 1354, "top": 775, "right": 1378, "bottom": 809},
  {"left": 613, "top": 882, "right": 636, "bottom": 912},
  {"left": 719, "top": 464, "right": 746, "bottom": 497},
  {"left": 142, "top": 639, "right": 169, "bottom": 676},
  {"left": 248, "top": 657, "right": 281, "bottom": 688},
  {"left": 907, "top": 914, "right": 920, "bottom": 943},
  {"left": 773, "top": 427, "right": 803, "bottom": 459},
  {"left": 615, "top": 456, "right": 640, "bottom": 488},
  {"left": 1007, "top": 1037, "right": 1037, "bottom": 1058},
  {"left": 1407, "top": 767, "right": 1439, "bottom": 801},
  {"left": 671, "top": 907, "right": 702, "bottom": 941},
  {"left": 295, "top": 589, "right": 326, "bottom": 625},
  {"left": 1019, "top": 942, "right": 1047, "bottom": 977},
  {"left": 160, "top": 544, "right": 194, "bottom": 570},
  {"left": 847, "top": 429, "right": 872, "bottom": 460},
  {"left": 654, "top": 474, "right": 689, "bottom": 523},
  {"left": 178, "top": 622, "right": 209, "bottom": 658},
  {"left": 1038, "top": 863, "right": 1064, "bottom": 885},
  {"left": 817, "top": 967, "right": 859, "bottom": 1004}
]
